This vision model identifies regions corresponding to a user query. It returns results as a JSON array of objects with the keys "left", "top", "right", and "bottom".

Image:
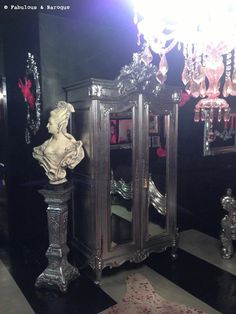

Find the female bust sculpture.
[{"left": 33, "top": 101, "right": 84, "bottom": 184}]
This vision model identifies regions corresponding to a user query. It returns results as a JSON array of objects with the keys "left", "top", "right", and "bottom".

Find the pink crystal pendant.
[
  {"left": 156, "top": 54, "right": 168, "bottom": 84},
  {"left": 159, "top": 54, "right": 168, "bottom": 75},
  {"left": 205, "top": 57, "right": 224, "bottom": 98},
  {"left": 141, "top": 46, "right": 153, "bottom": 66},
  {"left": 199, "top": 81, "right": 206, "bottom": 98},
  {"left": 194, "top": 109, "right": 200, "bottom": 122},
  {"left": 231, "top": 81, "right": 236, "bottom": 96},
  {"left": 218, "top": 109, "right": 222, "bottom": 122},
  {"left": 231, "top": 68, "right": 236, "bottom": 95},
  {"left": 223, "top": 77, "right": 232, "bottom": 97},
  {"left": 194, "top": 97, "right": 230, "bottom": 125},
  {"left": 201, "top": 109, "right": 206, "bottom": 122},
  {"left": 190, "top": 80, "right": 200, "bottom": 98},
  {"left": 156, "top": 71, "right": 167, "bottom": 84},
  {"left": 182, "top": 65, "right": 190, "bottom": 85}
]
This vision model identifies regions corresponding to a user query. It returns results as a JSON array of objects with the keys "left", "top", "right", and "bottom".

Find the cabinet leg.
[
  {"left": 171, "top": 229, "right": 179, "bottom": 260},
  {"left": 94, "top": 256, "right": 103, "bottom": 285}
]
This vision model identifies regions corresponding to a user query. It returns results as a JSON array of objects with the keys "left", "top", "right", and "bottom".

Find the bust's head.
[{"left": 47, "top": 101, "right": 75, "bottom": 135}]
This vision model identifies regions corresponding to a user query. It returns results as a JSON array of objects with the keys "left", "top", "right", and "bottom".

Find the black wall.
[
  {"left": 178, "top": 98, "right": 236, "bottom": 236},
  {"left": 1, "top": 13, "right": 46, "bottom": 254},
  {"left": 1, "top": 0, "right": 236, "bottom": 257},
  {"left": 0, "top": 2, "right": 137, "bottom": 257}
]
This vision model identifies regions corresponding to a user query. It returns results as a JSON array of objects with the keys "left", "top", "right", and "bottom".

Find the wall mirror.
[{"left": 203, "top": 110, "right": 236, "bottom": 156}]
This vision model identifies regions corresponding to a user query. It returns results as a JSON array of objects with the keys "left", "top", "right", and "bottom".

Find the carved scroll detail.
[{"left": 110, "top": 171, "right": 166, "bottom": 215}]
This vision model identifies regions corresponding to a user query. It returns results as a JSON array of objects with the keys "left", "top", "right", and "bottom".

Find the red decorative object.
[
  {"left": 110, "top": 120, "right": 118, "bottom": 144},
  {"left": 179, "top": 91, "right": 191, "bottom": 108},
  {"left": 18, "top": 78, "right": 35, "bottom": 109},
  {"left": 156, "top": 147, "right": 166, "bottom": 158}
]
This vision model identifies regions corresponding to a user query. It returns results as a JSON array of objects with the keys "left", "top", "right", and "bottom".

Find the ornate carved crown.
[{"left": 116, "top": 51, "right": 159, "bottom": 96}]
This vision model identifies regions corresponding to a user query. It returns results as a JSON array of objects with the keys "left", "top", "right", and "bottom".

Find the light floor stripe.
[
  {"left": 101, "top": 265, "right": 221, "bottom": 314},
  {"left": 179, "top": 229, "right": 236, "bottom": 276},
  {"left": 0, "top": 259, "right": 35, "bottom": 314}
]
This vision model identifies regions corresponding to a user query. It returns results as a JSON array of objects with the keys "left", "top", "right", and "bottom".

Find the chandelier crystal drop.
[{"left": 133, "top": 0, "right": 236, "bottom": 126}]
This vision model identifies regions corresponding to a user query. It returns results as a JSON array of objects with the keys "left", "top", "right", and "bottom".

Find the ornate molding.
[
  {"left": 89, "top": 250, "right": 102, "bottom": 270},
  {"left": 95, "top": 255, "right": 103, "bottom": 271},
  {"left": 171, "top": 91, "right": 181, "bottom": 103},
  {"left": 110, "top": 170, "right": 133, "bottom": 199},
  {"left": 103, "top": 106, "right": 112, "bottom": 117},
  {"left": 88, "top": 84, "right": 104, "bottom": 97},
  {"left": 106, "top": 258, "right": 129, "bottom": 269},
  {"left": 35, "top": 260, "right": 79, "bottom": 293},
  {"left": 110, "top": 173, "right": 166, "bottom": 215},
  {"left": 130, "top": 249, "right": 150, "bottom": 263},
  {"left": 148, "top": 176, "right": 166, "bottom": 215}
]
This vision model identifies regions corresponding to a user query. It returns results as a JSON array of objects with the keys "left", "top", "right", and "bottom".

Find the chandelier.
[{"left": 133, "top": 0, "right": 236, "bottom": 126}]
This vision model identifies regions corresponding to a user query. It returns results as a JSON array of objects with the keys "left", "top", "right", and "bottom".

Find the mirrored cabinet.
[{"left": 64, "top": 54, "right": 181, "bottom": 282}]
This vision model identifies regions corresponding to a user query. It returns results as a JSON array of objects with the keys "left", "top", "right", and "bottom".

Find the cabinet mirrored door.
[
  {"left": 109, "top": 110, "right": 134, "bottom": 247},
  {"left": 147, "top": 112, "right": 168, "bottom": 238}
]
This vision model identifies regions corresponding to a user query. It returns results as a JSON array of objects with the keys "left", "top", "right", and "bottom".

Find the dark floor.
[
  {"left": 0, "top": 186, "right": 235, "bottom": 314},
  {"left": 1, "top": 227, "right": 236, "bottom": 314}
]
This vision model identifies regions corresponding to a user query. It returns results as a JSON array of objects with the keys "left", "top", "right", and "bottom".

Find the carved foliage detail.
[{"left": 116, "top": 52, "right": 158, "bottom": 95}]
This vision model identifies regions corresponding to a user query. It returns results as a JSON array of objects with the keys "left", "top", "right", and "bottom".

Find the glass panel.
[
  {"left": 110, "top": 112, "right": 133, "bottom": 246},
  {"left": 148, "top": 112, "right": 167, "bottom": 237}
]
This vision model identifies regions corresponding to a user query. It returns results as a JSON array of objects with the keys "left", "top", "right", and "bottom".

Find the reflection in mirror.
[
  {"left": 110, "top": 112, "right": 133, "bottom": 246},
  {"left": 148, "top": 113, "right": 167, "bottom": 238}
]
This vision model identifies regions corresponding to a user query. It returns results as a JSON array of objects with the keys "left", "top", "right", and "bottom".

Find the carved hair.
[{"left": 50, "top": 101, "right": 75, "bottom": 135}]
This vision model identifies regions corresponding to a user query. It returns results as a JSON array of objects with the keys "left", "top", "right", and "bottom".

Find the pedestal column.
[{"left": 35, "top": 182, "right": 79, "bottom": 293}]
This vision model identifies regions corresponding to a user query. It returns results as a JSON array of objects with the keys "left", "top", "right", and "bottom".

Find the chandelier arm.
[{"left": 150, "top": 39, "right": 177, "bottom": 55}]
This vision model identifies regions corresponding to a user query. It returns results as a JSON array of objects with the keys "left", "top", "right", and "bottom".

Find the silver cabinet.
[{"left": 64, "top": 54, "right": 181, "bottom": 283}]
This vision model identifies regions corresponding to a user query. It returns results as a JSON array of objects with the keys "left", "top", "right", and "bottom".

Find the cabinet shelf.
[{"left": 110, "top": 143, "right": 132, "bottom": 150}]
